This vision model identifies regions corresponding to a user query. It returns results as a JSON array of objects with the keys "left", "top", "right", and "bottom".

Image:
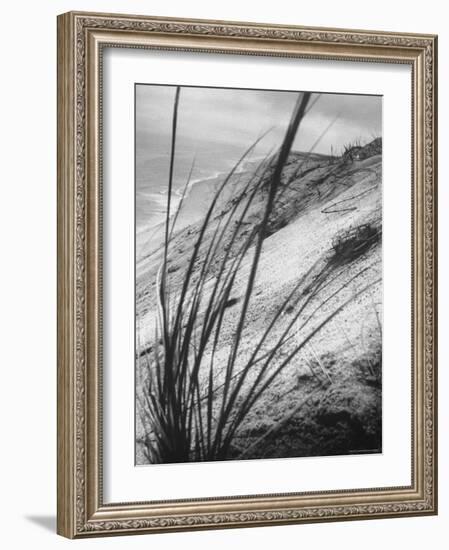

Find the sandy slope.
[{"left": 136, "top": 139, "right": 383, "bottom": 463}]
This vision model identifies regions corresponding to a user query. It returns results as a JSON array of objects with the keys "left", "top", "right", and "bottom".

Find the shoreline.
[{"left": 136, "top": 153, "right": 269, "bottom": 236}]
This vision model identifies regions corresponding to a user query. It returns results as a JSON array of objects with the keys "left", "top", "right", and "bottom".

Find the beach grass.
[{"left": 138, "top": 88, "right": 381, "bottom": 463}]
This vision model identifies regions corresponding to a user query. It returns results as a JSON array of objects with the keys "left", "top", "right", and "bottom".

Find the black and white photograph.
[{"left": 135, "top": 84, "right": 383, "bottom": 465}]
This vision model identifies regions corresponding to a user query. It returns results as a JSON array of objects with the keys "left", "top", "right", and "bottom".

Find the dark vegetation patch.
[
  {"left": 331, "top": 223, "right": 381, "bottom": 265},
  {"left": 137, "top": 344, "right": 153, "bottom": 359},
  {"left": 224, "top": 297, "right": 240, "bottom": 308},
  {"left": 342, "top": 137, "right": 382, "bottom": 164}
]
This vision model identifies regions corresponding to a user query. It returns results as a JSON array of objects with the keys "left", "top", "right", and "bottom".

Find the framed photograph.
[{"left": 57, "top": 11, "right": 438, "bottom": 538}]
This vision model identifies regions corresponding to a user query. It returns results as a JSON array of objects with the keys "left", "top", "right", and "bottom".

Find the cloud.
[{"left": 136, "top": 84, "right": 382, "bottom": 158}]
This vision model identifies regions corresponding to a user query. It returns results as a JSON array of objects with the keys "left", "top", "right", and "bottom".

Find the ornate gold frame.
[{"left": 57, "top": 11, "right": 438, "bottom": 538}]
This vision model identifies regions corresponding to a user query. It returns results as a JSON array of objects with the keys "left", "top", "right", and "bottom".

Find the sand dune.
[{"left": 136, "top": 138, "right": 383, "bottom": 463}]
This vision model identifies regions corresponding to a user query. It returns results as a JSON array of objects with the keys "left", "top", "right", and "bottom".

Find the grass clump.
[{"left": 331, "top": 223, "right": 380, "bottom": 264}]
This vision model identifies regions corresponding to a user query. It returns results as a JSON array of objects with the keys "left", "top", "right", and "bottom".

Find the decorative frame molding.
[{"left": 57, "top": 11, "right": 437, "bottom": 538}]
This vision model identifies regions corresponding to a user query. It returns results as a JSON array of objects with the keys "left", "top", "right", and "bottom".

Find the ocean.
[{"left": 136, "top": 140, "right": 264, "bottom": 237}]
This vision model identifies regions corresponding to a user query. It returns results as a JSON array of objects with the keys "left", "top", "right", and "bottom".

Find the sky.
[{"left": 136, "top": 84, "right": 382, "bottom": 162}]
